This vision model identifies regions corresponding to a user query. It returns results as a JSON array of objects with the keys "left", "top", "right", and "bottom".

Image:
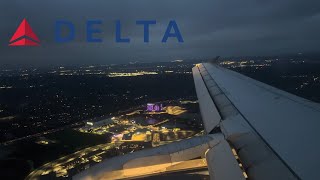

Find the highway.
[{"left": 1, "top": 122, "right": 83, "bottom": 146}]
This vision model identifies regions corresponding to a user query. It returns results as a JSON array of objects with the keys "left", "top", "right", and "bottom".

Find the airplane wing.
[{"left": 193, "top": 63, "right": 320, "bottom": 180}]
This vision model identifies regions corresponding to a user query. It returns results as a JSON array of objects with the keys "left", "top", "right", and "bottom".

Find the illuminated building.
[{"left": 146, "top": 103, "right": 163, "bottom": 112}]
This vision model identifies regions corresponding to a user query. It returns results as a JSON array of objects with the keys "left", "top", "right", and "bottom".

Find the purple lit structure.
[{"left": 147, "top": 103, "right": 163, "bottom": 112}]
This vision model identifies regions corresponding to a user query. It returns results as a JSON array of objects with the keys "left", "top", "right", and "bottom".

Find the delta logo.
[
  {"left": 9, "top": 18, "right": 184, "bottom": 46},
  {"left": 9, "top": 18, "right": 40, "bottom": 46}
]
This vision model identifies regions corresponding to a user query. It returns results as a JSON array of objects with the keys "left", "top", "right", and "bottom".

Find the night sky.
[{"left": 1, "top": 0, "right": 320, "bottom": 66}]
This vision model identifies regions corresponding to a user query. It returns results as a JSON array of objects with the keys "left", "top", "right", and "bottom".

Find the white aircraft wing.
[{"left": 193, "top": 63, "right": 320, "bottom": 180}]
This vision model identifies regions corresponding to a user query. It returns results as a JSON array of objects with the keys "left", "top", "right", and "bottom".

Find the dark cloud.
[{"left": 1, "top": 0, "right": 320, "bottom": 66}]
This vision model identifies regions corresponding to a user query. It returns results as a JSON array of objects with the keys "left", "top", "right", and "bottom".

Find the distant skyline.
[
  {"left": 1, "top": 0, "right": 320, "bottom": 66},
  {"left": 1, "top": 52, "right": 320, "bottom": 69}
]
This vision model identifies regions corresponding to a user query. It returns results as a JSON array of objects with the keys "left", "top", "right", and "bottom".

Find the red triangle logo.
[{"left": 9, "top": 18, "right": 40, "bottom": 46}]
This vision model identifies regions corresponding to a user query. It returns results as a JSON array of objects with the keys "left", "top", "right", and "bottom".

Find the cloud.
[{"left": 0, "top": 0, "right": 320, "bottom": 66}]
